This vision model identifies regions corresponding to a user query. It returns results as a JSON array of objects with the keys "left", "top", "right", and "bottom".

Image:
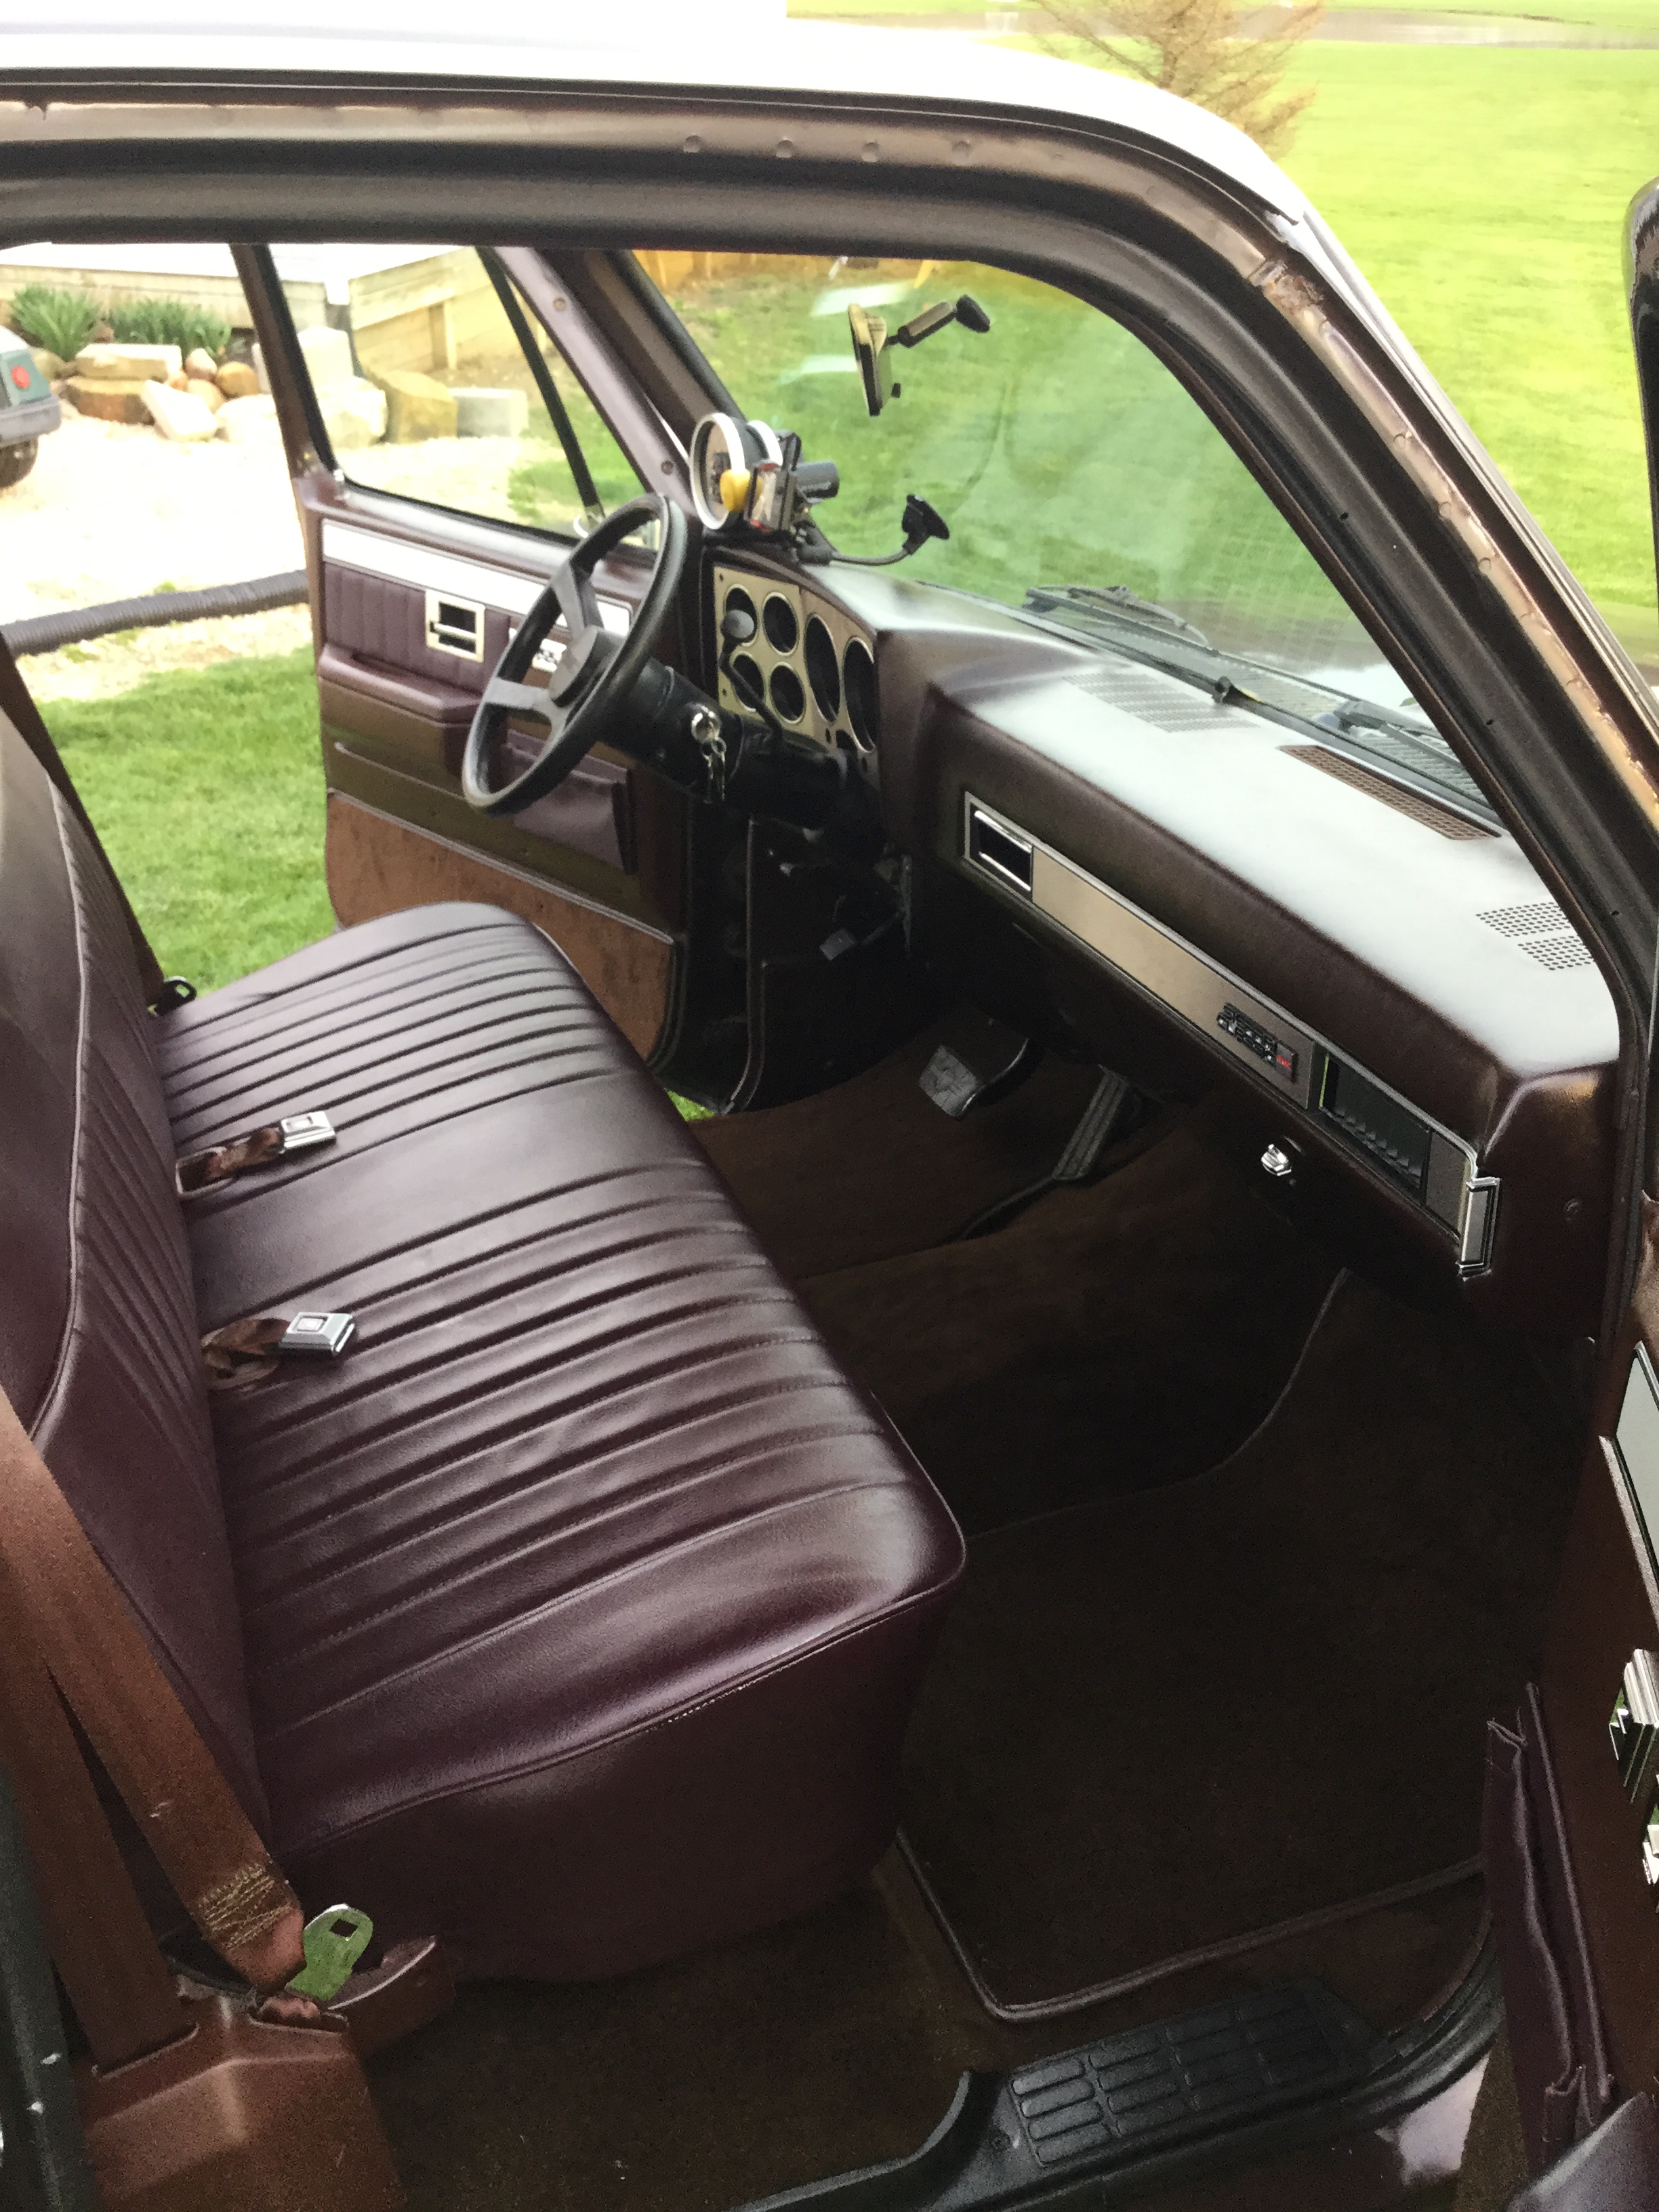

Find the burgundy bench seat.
[{"left": 0, "top": 714, "right": 963, "bottom": 1983}]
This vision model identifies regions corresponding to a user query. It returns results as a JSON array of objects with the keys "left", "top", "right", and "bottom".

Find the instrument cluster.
[{"left": 712, "top": 563, "right": 880, "bottom": 784}]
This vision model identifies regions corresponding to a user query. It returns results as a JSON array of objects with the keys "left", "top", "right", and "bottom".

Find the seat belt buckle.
[
  {"left": 277, "top": 1312, "right": 356, "bottom": 1358},
  {"left": 176, "top": 1108, "right": 335, "bottom": 1195},
  {"left": 276, "top": 1110, "right": 335, "bottom": 1155}
]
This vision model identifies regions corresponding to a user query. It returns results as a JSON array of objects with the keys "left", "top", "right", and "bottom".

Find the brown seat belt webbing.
[
  {"left": 0, "top": 1386, "right": 308, "bottom": 1998},
  {"left": 0, "top": 634, "right": 167, "bottom": 1006},
  {"left": 0, "top": 1553, "right": 186, "bottom": 2068}
]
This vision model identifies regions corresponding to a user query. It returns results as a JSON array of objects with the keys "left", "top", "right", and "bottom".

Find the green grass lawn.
[
  {"left": 1279, "top": 45, "right": 1659, "bottom": 637},
  {"left": 964, "top": 37, "right": 1659, "bottom": 642},
  {"left": 46, "top": 650, "right": 333, "bottom": 993}
]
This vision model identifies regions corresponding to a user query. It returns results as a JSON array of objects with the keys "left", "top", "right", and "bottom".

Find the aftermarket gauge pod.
[{"left": 689, "top": 411, "right": 783, "bottom": 529}]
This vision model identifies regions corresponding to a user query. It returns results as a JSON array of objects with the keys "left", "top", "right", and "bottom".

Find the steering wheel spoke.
[
  {"left": 460, "top": 495, "right": 687, "bottom": 819},
  {"left": 555, "top": 559, "right": 604, "bottom": 641},
  {"left": 482, "top": 674, "right": 557, "bottom": 724}
]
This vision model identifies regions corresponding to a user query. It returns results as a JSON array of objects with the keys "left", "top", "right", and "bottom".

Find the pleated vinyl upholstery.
[
  {"left": 154, "top": 907, "right": 965, "bottom": 1980},
  {"left": 0, "top": 718, "right": 264, "bottom": 1821}
]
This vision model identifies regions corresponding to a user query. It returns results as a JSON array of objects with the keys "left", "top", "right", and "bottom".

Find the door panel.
[
  {"left": 304, "top": 476, "right": 684, "bottom": 1053},
  {"left": 324, "top": 797, "right": 672, "bottom": 1058},
  {"left": 1486, "top": 1216, "right": 1659, "bottom": 2197},
  {"left": 241, "top": 242, "right": 693, "bottom": 1060}
]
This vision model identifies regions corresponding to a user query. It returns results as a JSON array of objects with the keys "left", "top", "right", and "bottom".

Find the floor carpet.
[
  {"left": 369, "top": 1870, "right": 967, "bottom": 2212},
  {"left": 898, "top": 1273, "right": 1578, "bottom": 2011},
  {"left": 693, "top": 1015, "right": 1106, "bottom": 1281},
  {"left": 801, "top": 1109, "right": 1340, "bottom": 1533}
]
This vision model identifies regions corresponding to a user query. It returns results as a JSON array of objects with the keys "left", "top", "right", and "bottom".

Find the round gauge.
[
  {"left": 769, "top": 666, "right": 806, "bottom": 724},
  {"left": 804, "top": 617, "right": 840, "bottom": 719},
  {"left": 843, "top": 638, "right": 878, "bottom": 748},
  {"left": 689, "top": 413, "right": 783, "bottom": 531},
  {"left": 722, "top": 583, "right": 757, "bottom": 635},
  {"left": 690, "top": 413, "right": 751, "bottom": 530},
  {"left": 730, "top": 653, "right": 765, "bottom": 710},
  {"left": 762, "top": 594, "right": 799, "bottom": 654}
]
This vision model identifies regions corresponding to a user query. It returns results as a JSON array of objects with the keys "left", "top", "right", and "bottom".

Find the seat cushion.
[{"left": 154, "top": 906, "right": 964, "bottom": 1980}]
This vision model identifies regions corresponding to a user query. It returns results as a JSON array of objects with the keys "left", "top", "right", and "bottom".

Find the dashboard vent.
[
  {"left": 1069, "top": 668, "right": 1231, "bottom": 734},
  {"left": 1477, "top": 901, "right": 1594, "bottom": 972},
  {"left": 1283, "top": 745, "right": 1491, "bottom": 840}
]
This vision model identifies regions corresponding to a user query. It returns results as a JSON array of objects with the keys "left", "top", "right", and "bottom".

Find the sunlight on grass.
[
  {"left": 45, "top": 649, "right": 333, "bottom": 995},
  {"left": 1279, "top": 46, "right": 1659, "bottom": 617}
]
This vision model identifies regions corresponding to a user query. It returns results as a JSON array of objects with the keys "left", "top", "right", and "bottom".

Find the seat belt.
[
  {"left": 0, "top": 1386, "right": 308, "bottom": 2003},
  {"left": 0, "top": 632, "right": 171, "bottom": 1010},
  {"left": 0, "top": 1545, "right": 186, "bottom": 2068}
]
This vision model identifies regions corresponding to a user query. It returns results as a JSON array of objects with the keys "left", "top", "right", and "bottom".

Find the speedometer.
[{"left": 689, "top": 413, "right": 781, "bottom": 530}]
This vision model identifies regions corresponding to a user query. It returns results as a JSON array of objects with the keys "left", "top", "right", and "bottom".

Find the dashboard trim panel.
[{"left": 962, "top": 792, "right": 1498, "bottom": 1275}]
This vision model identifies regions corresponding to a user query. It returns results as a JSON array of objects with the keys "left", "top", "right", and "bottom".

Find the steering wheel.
[{"left": 462, "top": 493, "right": 687, "bottom": 817}]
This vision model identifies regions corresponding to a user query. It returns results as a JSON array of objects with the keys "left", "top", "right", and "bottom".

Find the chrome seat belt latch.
[
  {"left": 277, "top": 1312, "right": 357, "bottom": 1358},
  {"left": 176, "top": 1107, "right": 336, "bottom": 1195},
  {"left": 275, "top": 1109, "right": 336, "bottom": 1155}
]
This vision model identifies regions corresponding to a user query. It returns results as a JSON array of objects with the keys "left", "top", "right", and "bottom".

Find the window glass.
[
  {"left": 276, "top": 246, "right": 640, "bottom": 536},
  {"left": 638, "top": 251, "right": 1409, "bottom": 711}
]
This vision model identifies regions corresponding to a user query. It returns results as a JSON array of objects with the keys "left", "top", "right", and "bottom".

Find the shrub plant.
[{"left": 7, "top": 283, "right": 103, "bottom": 361}]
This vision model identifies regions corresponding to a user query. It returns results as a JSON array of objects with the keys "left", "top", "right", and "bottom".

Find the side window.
[{"left": 274, "top": 246, "right": 640, "bottom": 537}]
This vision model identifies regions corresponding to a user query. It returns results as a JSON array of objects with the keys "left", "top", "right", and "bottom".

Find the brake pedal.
[{"left": 919, "top": 1010, "right": 1036, "bottom": 1118}]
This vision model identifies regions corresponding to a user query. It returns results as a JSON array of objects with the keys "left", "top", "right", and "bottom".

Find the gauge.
[{"left": 689, "top": 413, "right": 783, "bottom": 531}]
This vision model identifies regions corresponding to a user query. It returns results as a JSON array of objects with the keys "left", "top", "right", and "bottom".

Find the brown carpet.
[
  {"left": 369, "top": 1871, "right": 966, "bottom": 2212},
  {"left": 899, "top": 1273, "right": 1578, "bottom": 2011},
  {"left": 801, "top": 1111, "right": 1339, "bottom": 1533},
  {"left": 693, "top": 1014, "right": 1106, "bottom": 1281}
]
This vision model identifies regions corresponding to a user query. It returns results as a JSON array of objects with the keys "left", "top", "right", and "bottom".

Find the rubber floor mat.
[{"left": 899, "top": 1274, "right": 1577, "bottom": 2014}]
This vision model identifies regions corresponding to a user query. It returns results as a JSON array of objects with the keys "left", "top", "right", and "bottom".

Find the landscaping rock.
[
  {"left": 184, "top": 347, "right": 219, "bottom": 380},
  {"left": 297, "top": 324, "right": 354, "bottom": 386},
  {"left": 29, "top": 348, "right": 66, "bottom": 382},
  {"left": 377, "top": 369, "right": 457, "bottom": 443},
  {"left": 319, "top": 377, "right": 387, "bottom": 450},
  {"left": 453, "top": 386, "right": 529, "bottom": 438},
  {"left": 185, "top": 376, "right": 224, "bottom": 412},
  {"left": 216, "top": 360, "right": 260, "bottom": 400},
  {"left": 75, "top": 342, "right": 182, "bottom": 383},
  {"left": 216, "top": 393, "right": 283, "bottom": 446},
  {"left": 142, "top": 380, "right": 218, "bottom": 443},
  {"left": 64, "top": 375, "right": 154, "bottom": 424}
]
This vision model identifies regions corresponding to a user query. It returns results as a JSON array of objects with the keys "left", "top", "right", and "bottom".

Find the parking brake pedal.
[{"left": 919, "top": 1010, "right": 1035, "bottom": 1118}]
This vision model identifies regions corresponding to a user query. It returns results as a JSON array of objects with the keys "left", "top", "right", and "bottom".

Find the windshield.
[{"left": 638, "top": 251, "right": 1419, "bottom": 718}]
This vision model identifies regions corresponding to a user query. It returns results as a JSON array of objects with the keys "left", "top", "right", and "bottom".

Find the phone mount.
[{"left": 848, "top": 293, "right": 991, "bottom": 416}]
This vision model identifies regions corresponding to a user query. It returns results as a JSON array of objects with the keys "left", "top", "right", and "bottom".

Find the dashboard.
[{"left": 707, "top": 550, "right": 1622, "bottom": 1336}]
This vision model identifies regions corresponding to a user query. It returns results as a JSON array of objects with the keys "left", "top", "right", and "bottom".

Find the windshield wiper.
[
  {"left": 1018, "top": 582, "right": 1498, "bottom": 827},
  {"left": 1023, "top": 583, "right": 1211, "bottom": 649},
  {"left": 1310, "top": 698, "right": 1491, "bottom": 816}
]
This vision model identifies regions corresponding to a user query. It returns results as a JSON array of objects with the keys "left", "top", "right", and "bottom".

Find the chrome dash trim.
[{"left": 961, "top": 789, "right": 1494, "bottom": 1270}]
